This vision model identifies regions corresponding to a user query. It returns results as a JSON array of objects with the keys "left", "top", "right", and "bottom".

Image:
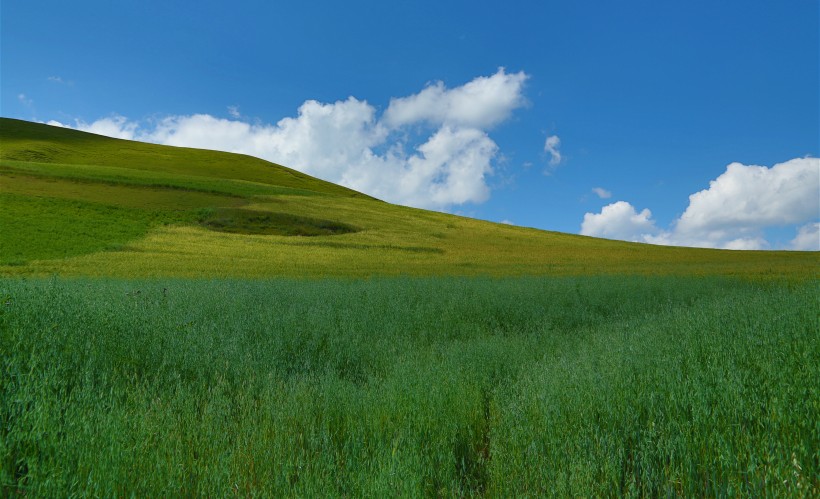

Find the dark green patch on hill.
[{"left": 198, "top": 208, "right": 359, "bottom": 236}]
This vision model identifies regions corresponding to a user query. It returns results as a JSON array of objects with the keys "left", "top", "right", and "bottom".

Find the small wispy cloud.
[
  {"left": 500, "top": 219, "right": 515, "bottom": 225},
  {"left": 544, "top": 135, "right": 561, "bottom": 166},
  {"left": 47, "top": 75, "right": 75, "bottom": 86},
  {"left": 227, "top": 105, "right": 241, "bottom": 118},
  {"left": 592, "top": 187, "right": 611, "bottom": 199},
  {"left": 17, "top": 94, "right": 33, "bottom": 106}
]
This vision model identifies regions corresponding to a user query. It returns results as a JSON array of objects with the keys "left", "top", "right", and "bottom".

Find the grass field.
[
  {"left": 1, "top": 118, "right": 818, "bottom": 495},
  {"left": 2, "top": 118, "right": 817, "bottom": 278},
  {"left": 1, "top": 277, "right": 817, "bottom": 495}
]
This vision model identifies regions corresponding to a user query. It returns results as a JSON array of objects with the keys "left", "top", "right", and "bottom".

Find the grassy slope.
[
  {"left": 0, "top": 118, "right": 367, "bottom": 197},
  {"left": 1, "top": 117, "right": 817, "bottom": 278}
]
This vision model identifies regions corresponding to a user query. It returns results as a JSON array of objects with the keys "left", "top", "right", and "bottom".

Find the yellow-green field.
[{"left": 1, "top": 118, "right": 816, "bottom": 278}]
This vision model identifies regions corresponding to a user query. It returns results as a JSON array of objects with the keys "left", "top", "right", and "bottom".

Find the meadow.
[
  {"left": 1, "top": 119, "right": 818, "bottom": 495},
  {"left": 1, "top": 276, "right": 817, "bottom": 495},
  {"left": 2, "top": 118, "right": 817, "bottom": 278}
]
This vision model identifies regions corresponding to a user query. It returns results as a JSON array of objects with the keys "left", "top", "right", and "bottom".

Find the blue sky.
[{"left": 3, "top": 0, "right": 818, "bottom": 249}]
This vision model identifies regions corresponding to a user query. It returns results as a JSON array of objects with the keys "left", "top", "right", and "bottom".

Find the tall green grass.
[{"left": 2, "top": 277, "right": 816, "bottom": 495}]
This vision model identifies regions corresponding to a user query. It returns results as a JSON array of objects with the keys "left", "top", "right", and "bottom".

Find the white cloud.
[
  {"left": 227, "top": 105, "right": 241, "bottom": 118},
  {"left": 544, "top": 135, "right": 561, "bottom": 166},
  {"left": 500, "top": 219, "right": 514, "bottom": 225},
  {"left": 581, "top": 157, "right": 820, "bottom": 250},
  {"left": 49, "top": 70, "right": 529, "bottom": 210},
  {"left": 722, "top": 237, "right": 769, "bottom": 251},
  {"left": 382, "top": 68, "right": 528, "bottom": 129},
  {"left": 674, "top": 158, "right": 819, "bottom": 237},
  {"left": 50, "top": 115, "right": 137, "bottom": 140},
  {"left": 580, "top": 201, "right": 659, "bottom": 242},
  {"left": 396, "top": 126, "right": 496, "bottom": 207},
  {"left": 592, "top": 187, "right": 611, "bottom": 199},
  {"left": 791, "top": 223, "right": 819, "bottom": 251},
  {"left": 46, "top": 75, "right": 73, "bottom": 86},
  {"left": 18, "top": 94, "right": 33, "bottom": 106}
]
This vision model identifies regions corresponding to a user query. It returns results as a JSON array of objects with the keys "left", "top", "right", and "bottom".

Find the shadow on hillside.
[{"left": 197, "top": 208, "right": 359, "bottom": 237}]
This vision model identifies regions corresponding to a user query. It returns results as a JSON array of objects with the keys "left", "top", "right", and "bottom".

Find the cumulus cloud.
[
  {"left": 674, "top": 158, "right": 819, "bottom": 238},
  {"left": 49, "top": 69, "right": 528, "bottom": 210},
  {"left": 721, "top": 237, "right": 769, "bottom": 250},
  {"left": 382, "top": 68, "right": 528, "bottom": 129},
  {"left": 544, "top": 135, "right": 562, "bottom": 167},
  {"left": 49, "top": 115, "right": 138, "bottom": 140},
  {"left": 396, "top": 126, "right": 496, "bottom": 206},
  {"left": 791, "top": 223, "right": 819, "bottom": 251},
  {"left": 592, "top": 187, "right": 611, "bottom": 199},
  {"left": 580, "top": 201, "right": 659, "bottom": 242},
  {"left": 581, "top": 157, "right": 820, "bottom": 250}
]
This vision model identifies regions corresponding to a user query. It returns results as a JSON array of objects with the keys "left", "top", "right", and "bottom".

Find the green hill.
[{"left": 0, "top": 117, "right": 816, "bottom": 278}]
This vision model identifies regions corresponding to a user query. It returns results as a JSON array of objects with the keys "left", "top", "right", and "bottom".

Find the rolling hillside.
[{"left": 1, "top": 118, "right": 816, "bottom": 278}]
